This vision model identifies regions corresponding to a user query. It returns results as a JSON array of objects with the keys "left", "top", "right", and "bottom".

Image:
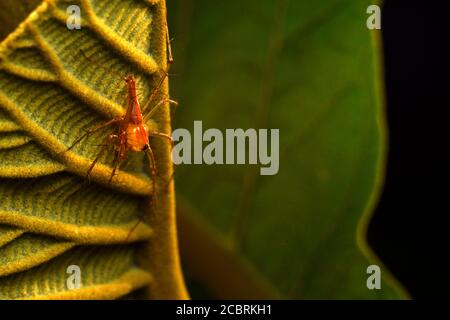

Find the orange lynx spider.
[{"left": 67, "top": 26, "right": 176, "bottom": 209}]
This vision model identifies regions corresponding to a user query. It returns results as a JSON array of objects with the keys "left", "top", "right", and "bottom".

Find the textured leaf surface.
[
  {"left": 0, "top": 246, "right": 151, "bottom": 299},
  {"left": 169, "top": 0, "right": 406, "bottom": 299},
  {"left": 0, "top": 233, "right": 74, "bottom": 277},
  {"left": 0, "top": 142, "right": 65, "bottom": 177},
  {"left": 0, "top": 0, "right": 186, "bottom": 299},
  {"left": 0, "top": 173, "right": 152, "bottom": 243},
  {"left": 0, "top": 225, "right": 24, "bottom": 246},
  {"left": 0, "top": 109, "right": 21, "bottom": 132},
  {"left": 0, "top": 131, "right": 31, "bottom": 149}
]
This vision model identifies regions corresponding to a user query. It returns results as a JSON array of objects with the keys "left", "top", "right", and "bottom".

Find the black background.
[{"left": 368, "top": 0, "right": 449, "bottom": 299}]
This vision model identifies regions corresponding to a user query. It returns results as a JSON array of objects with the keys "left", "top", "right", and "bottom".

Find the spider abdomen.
[{"left": 126, "top": 124, "right": 149, "bottom": 151}]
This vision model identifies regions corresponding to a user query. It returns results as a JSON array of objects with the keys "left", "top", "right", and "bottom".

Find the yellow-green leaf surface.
[
  {"left": 0, "top": 233, "right": 74, "bottom": 277},
  {"left": 0, "top": 131, "right": 31, "bottom": 149},
  {"left": 0, "top": 109, "right": 21, "bottom": 132},
  {"left": 0, "top": 246, "right": 151, "bottom": 299},
  {"left": 0, "top": 225, "right": 24, "bottom": 246},
  {"left": 0, "top": 0, "right": 187, "bottom": 299},
  {"left": 169, "top": 0, "right": 408, "bottom": 299}
]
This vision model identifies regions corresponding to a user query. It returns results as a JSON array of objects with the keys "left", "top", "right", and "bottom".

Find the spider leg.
[
  {"left": 149, "top": 131, "right": 174, "bottom": 148},
  {"left": 65, "top": 117, "right": 120, "bottom": 153},
  {"left": 161, "top": 164, "right": 177, "bottom": 192},
  {"left": 85, "top": 133, "right": 118, "bottom": 183},
  {"left": 148, "top": 131, "right": 175, "bottom": 190},
  {"left": 108, "top": 141, "right": 127, "bottom": 184},
  {"left": 125, "top": 213, "right": 145, "bottom": 243},
  {"left": 145, "top": 145, "right": 158, "bottom": 204},
  {"left": 125, "top": 145, "right": 157, "bottom": 242},
  {"left": 140, "top": 22, "right": 175, "bottom": 114},
  {"left": 143, "top": 97, "right": 178, "bottom": 123}
]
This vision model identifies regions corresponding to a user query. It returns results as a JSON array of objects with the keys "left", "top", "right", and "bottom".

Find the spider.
[{"left": 67, "top": 26, "right": 176, "bottom": 206}]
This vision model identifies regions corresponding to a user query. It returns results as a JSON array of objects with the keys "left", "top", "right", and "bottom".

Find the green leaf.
[
  {"left": 0, "top": 173, "right": 153, "bottom": 242},
  {"left": 0, "top": 109, "right": 21, "bottom": 132},
  {"left": 0, "top": 246, "right": 151, "bottom": 299},
  {"left": 169, "top": 0, "right": 408, "bottom": 299},
  {"left": 0, "top": 233, "right": 74, "bottom": 277},
  {"left": 0, "top": 225, "right": 24, "bottom": 246},
  {"left": 0, "top": 131, "right": 31, "bottom": 149},
  {"left": 0, "top": 0, "right": 187, "bottom": 299}
]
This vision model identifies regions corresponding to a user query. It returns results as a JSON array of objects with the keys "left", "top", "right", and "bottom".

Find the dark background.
[{"left": 368, "top": 0, "right": 449, "bottom": 299}]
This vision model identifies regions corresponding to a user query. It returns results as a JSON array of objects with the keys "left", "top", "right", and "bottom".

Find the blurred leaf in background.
[
  {"left": 0, "top": 0, "right": 42, "bottom": 40},
  {"left": 168, "top": 0, "right": 408, "bottom": 299}
]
